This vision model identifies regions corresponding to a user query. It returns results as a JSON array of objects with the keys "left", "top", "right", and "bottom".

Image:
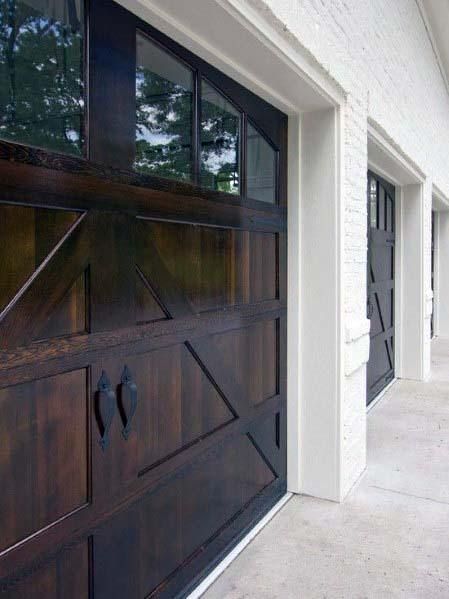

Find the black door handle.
[
  {"left": 367, "top": 299, "right": 374, "bottom": 319},
  {"left": 96, "top": 371, "right": 116, "bottom": 451},
  {"left": 119, "top": 365, "right": 138, "bottom": 440}
]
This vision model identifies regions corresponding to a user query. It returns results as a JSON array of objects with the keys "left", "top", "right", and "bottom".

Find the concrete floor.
[{"left": 203, "top": 338, "right": 449, "bottom": 598}]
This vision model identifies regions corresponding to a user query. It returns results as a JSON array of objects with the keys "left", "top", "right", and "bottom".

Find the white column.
[
  {"left": 397, "top": 183, "right": 429, "bottom": 380},
  {"left": 437, "top": 211, "right": 449, "bottom": 337},
  {"left": 297, "top": 107, "right": 342, "bottom": 501},
  {"left": 433, "top": 211, "right": 440, "bottom": 337}
]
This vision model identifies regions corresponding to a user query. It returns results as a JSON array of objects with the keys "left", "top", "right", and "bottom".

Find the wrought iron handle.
[
  {"left": 119, "top": 365, "right": 138, "bottom": 440},
  {"left": 96, "top": 371, "right": 116, "bottom": 451}
]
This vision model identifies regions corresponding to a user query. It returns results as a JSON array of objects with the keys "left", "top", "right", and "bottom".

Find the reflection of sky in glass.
[
  {"left": 134, "top": 33, "right": 193, "bottom": 180},
  {"left": 203, "top": 148, "right": 236, "bottom": 175},
  {"left": 200, "top": 80, "right": 240, "bottom": 194}
]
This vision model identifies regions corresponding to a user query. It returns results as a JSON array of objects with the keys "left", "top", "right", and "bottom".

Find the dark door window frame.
[{"left": 0, "top": 0, "right": 286, "bottom": 212}]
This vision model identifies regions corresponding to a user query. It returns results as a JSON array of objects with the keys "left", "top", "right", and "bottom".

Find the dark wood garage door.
[
  {"left": 367, "top": 171, "right": 395, "bottom": 405},
  {"left": 0, "top": 1, "right": 287, "bottom": 597}
]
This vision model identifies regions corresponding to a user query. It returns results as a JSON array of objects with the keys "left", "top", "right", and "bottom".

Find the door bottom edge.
[
  {"left": 367, "top": 377, "right": 397, "bottom": 413},
  {"left": 186, "top": 491, "right": 293, "bottom": 599}
]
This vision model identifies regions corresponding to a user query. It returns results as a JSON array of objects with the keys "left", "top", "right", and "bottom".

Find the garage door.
[
  {"left": 0, "top": 1, "right": 287, "bottom": 597},
  {"left": 367, "top": 171, "right": 395, "bottom": 405}
]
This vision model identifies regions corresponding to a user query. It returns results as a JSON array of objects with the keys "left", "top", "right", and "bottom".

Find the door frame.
[
  {"left": 368, "top": 122, "right": 428, "bottom": 384},
  {"left": 431, "top": 187, "right": 449, "bottom": 338}
]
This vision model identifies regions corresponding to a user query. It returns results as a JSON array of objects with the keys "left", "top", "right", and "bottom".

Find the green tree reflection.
[{"left": 0, "top": 0, "right": 84, "bottom": 155}]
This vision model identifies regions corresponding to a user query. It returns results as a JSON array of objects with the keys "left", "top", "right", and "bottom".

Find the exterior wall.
[{"left": 249, "top": 0, "right": 449, "bottom": 495}]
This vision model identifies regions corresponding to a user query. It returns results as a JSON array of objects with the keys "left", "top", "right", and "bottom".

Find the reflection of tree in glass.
[
  {"left": 201, "top": 89, "right": 239, "bottom": 194},
  {"left": 0, "top": 0, "right": 84, "bottom": 155},
  {"left": 135, "top": 67, "right": 192, "bottom": 181}
]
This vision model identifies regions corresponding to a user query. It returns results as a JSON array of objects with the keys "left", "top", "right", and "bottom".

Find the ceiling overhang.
[{"left": 419, "top": 0, "right": 449, "bottom": 95}]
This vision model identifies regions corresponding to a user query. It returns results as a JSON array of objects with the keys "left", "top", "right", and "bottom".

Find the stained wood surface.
[{"left": 0, "top": 0, "right": 287, "bottom": 596}]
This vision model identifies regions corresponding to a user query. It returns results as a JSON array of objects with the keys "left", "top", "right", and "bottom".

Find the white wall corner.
[
  {"left": 345, "top": 333, "right": 370, "bottom": 377},
  {"left": 345, "top": 318, "right": 371, "bottom": 343}
]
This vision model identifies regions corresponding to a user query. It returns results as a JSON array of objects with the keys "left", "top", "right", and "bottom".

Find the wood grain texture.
[
  {"left": 137, "top": 221, "right": 278, "bottom": 313},
  {"left": 0, "top": 1, "right": 287, "bottom": 595},
  {"left": 0, "top": 541, "right": 89, "bottom": 599},
  {"left": 0, "top": 369, "right": 88, "bottom": 553},
  {"left": 0, "top": 211, "right": 89, "bottom": 349},
  {"left": 93, "top": 434, "right": 274, "bottom": 599}
]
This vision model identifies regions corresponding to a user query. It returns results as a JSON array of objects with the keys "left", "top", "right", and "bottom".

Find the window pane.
[
  {"left": 369, "top": 178, "right": 377, "bottom": 229},
  {"left": 135, "top": 32, "right": 193, "bottom": 181},
  {"left": 201, "top": 80, "right": 239, "bottom": 194},
  {"left": 386, "top": 195, "right": 394, "bottom": 232},
  {"left": 0, "top": 0, "right": 84, "bottom": 155},
  {"left": 247, "top": 123, "right": 276, "bottom": 204}
]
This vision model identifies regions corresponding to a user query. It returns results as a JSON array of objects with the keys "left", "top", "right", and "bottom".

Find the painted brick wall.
[{"left": 250, "top": 0, "right": 447, "bottom": 495}]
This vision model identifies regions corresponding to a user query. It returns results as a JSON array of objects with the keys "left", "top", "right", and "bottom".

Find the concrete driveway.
[{"left": 202, "top": 338, "right": 449, "bottom": 598}]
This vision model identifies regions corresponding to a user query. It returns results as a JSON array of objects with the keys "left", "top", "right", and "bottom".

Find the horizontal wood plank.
[
  {"left": 0, "top": 301, "right": 286, "bottom": 389},
  {"left": 0, "top": 144, "right": 285, "bottom": 233}
]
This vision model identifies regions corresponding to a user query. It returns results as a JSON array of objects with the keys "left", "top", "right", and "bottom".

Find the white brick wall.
[{"left": 250, "top": 0, "right": 447, "bottom": 495}]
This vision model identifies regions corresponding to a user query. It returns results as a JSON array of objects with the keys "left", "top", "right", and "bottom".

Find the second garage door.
[{"left": 367, "top": 171, "right": 395, "bottom": 405}]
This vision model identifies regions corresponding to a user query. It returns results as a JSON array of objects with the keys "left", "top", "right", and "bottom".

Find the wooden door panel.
[
  {"left": 0, "top": 205, "right": 87, "bottom": 348},
  {"left": 93, "top": 433, "right": 274, "bottom": 599},
  {"left": 134, "top": 344, "right": 235, "bottom": 471},
  {"left": 89, "top": 211, "right": 136, "bottom": 333},
  {"left": 248, "top": 408, "right": 285, "bottom": 480},
  {"left": 91, "top": 343, "right": 236, "bottom": 497},
  {"left": 136, "top": 220, "right": 278, "bottom": 315},
  {"left": 0, "top": 205, "right": 80, "bottom": 313},
  {"left": 0, "top": 540, "right": 89, "bottom": 599},
  {"left": 367, "top": 335, "right": 393, "bottom": 390},
  {"left": 0, "top": 207, "right": 89, "bottom": 349},
  {"left": 371, "top": 239, "right": 393, "bottom": 282},
  {"left": 192, "top": 319, "right": 278, "bottom": 410},
  {"left": 135, "top": 267, "right": 168, "bottom": 324},
  {"left": 0, "top": 369, "right": 89, "bottom": 553},
  {"left": 36, "top": 272, "right": 87, "bottom": 341}
]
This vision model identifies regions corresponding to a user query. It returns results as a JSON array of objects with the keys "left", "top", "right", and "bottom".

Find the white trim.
[
  {"left": 368, "top": 159, "right": 401, "bottom": 188},
  {"left": 415, "top": 0, "right": 449, "bottom": 99},
  {"left": 287, "top": 114, "right": 302, "bottom": 494},
  {"left": 215, "top": 0, "right": 346, "bottom": 108},
  {"left": 395, "top": 186, "right": 403, "bottom": 377},
  {"left": 399, "top": 182, "right": 427, "bottom": 380},
  {"left": 432, "top": 211, "right": 440, "bottom": 337},
  {"left": 298, "top": 107, "right": 343, "bottom": 501},
  {"left": 367, "top": 122, "right": 425, "bottom": 185},
  {"left": 187, "top": 493, "right": 293, "bottom": 599},
  {"left": 433, "top": 184, "right": 449, "bottom": 211}
]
